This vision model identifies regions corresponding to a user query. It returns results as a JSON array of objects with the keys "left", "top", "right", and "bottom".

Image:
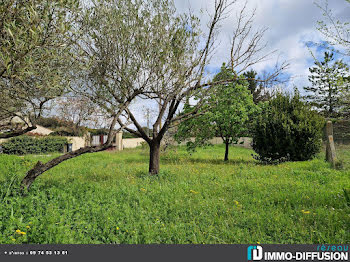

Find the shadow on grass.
[{"left": 184, "top": 158, "right": 258, "bottom": 166}]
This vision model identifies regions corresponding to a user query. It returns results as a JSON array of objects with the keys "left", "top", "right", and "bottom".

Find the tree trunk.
[
  {"left": 224, "top": 141, "right": 229, "bottom": 161},
  {"left": 21, "top": 144, "right": 112, "bottom": 193},
  {"left": 20, "top": 112, "right": 121, "bottom": 193},
  {"left": 149, "top": 141, "right": 160, "bottom": 175}
]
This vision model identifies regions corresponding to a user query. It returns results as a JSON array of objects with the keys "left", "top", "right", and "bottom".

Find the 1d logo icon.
[{"left": 247, "top": 246, "right": 263, "bottom": 261}]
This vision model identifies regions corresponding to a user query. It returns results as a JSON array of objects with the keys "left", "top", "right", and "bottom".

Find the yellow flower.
[
  {"left": 190, "top": 190, "right": 199, "bottom": 194},
  {"left": 11, "top": 238, "right": 16, "bottom": 241},
  {"left": 26, "top": 226, "right": 30, "bottom": 229},
  {"left": 234, "top": 200, "right": 240, "bottom": 205},
  {"left": 257, "top": 242, "right": 261, "bottom": 245},
  {"left": 140, "top": 188, "right": 147, "bottom": 192},
  {"left": 116, "top": 227, "right": 120, "bottom": 230},
  {"left": 301, "top": 210, "right": 310, "bottom": 214},
  {"left": 20, "top": 232, "right": 26, "bottom": 235},
  {"left": 16, "top": 229, "right": 21, "bottom": 233}
]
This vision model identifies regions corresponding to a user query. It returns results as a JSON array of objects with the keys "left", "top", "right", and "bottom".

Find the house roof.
[{"left": 28, "top": 125, "right": 53, "bottom": 135}]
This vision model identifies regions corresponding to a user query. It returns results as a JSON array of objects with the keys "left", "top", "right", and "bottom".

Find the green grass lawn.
[{"left": 0, "top": 145, "right": 349, "bottom": 244}]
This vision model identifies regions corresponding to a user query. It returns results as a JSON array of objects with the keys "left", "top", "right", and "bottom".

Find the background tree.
[
  {"left": 53, "top": 96, "right": 99, "bottom": 133},
  {"left": 304, "top": 52, "right": 349, "bottom": 118},
  {"left": 0, "top": 0, "right": 80, "bottom": 138},
  {"left": 176, "top": 64, "right": 257, "bottom": 161},
  {"left": 243, "top": 69, "right": 272, "bottom": 104}
]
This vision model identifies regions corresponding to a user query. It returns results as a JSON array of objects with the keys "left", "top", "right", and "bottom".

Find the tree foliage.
[
  {"left": 0, "top": 0, "right": 80, "bottom": 138},
  {"left": 176, "top": 64, "right": 257, "bottom": 161},
  {"left": 243, "top": 69, "right": 273, "bottom": 104},
  {"left": 304, "top": 52, "right": 350, "bottom": 118},
  {"left": 252, "top": 91, "right": 325, "bottom": 163}
]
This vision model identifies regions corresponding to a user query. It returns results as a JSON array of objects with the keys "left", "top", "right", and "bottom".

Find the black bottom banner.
[{"left": 0, "top": 244, "right": 348, "bottom": 262}]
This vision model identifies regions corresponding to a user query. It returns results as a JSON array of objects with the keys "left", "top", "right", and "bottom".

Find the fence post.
[
  {"left": 116, "top": 131, "right": 123, "bottom": 151},
  {"left": 325, "top": 121, "right": 337, "bottom": 167}
]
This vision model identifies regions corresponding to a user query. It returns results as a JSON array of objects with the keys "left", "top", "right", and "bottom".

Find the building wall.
[
  {"left": 1, "top": 133, "right": 252, "bottom": 154},
  {"left": 122, "top": 137, "right": 253, "bottom": 149},
  {"left": 66, "top": 136, "right": 87, "bottom": 151},
  {"left": 122, "top": 138, "right": 145, "bottom": 149}
]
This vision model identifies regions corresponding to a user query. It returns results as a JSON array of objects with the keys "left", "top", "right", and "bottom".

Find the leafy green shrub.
[
  {"left": 49, "top": 130, "right": 77, "bottom": 137},
  {"left": 1, "top": 136, "right": 68, "bottom": 155},
  {"left": 252, "top": 91, "right": 325, "bottom": 163}
]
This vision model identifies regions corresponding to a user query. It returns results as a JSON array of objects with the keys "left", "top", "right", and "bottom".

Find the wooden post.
[
  {"left": 115, "top": 131, "right": 123, "bottom": 151},
  {"left": 325, "top": 121, "right": 337, "bottom": 167}
]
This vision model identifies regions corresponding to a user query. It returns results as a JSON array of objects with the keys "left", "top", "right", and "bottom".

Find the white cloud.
[{"left": 175, "top": 0, "right": 350, "bottom": 90}]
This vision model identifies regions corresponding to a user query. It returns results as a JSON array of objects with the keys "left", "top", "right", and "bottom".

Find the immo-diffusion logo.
[
  {"left": 247, "top": 246, "right": 263, "bottom": 261},
  {"left": 247, "top": 245, "right": 348, "bottom": 261}
]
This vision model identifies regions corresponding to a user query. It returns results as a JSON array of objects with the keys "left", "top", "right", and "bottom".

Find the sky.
[
  {"left": 126, "top": 0, "right": 350, "bottom": 128},
  {"left": 175, "top": 0, "right": 350, "bottom": 90}
]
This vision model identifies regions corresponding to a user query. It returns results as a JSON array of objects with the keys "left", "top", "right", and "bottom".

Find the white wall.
[
  {"left": 122, "top": 137, "right": 253, "bottom": 149},
  {"left": 122, "top": 138, "right": 145, "bottom": 149}
]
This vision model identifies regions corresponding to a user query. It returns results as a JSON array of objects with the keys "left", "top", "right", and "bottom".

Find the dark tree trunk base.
[
  {"left": 149, "top": 141, "right": 160, "bottom": 175},
  {"left": 224, "top": 142, "right": 229, "bottom": 161}
]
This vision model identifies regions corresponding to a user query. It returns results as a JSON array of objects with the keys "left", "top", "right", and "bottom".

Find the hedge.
[{"left": 1, "top": 135, "right": 68, "bottom": 155}]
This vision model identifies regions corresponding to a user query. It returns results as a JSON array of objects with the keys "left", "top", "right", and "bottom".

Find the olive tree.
[
  {"left": 116, "top": 0, "right": 287, "bottom": 174},
  {"left": 20, "top": 0, "right": 144, "bottom": 191},
  {"left": 0, "top": 0, "right": 80, "bottom": 138}
]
